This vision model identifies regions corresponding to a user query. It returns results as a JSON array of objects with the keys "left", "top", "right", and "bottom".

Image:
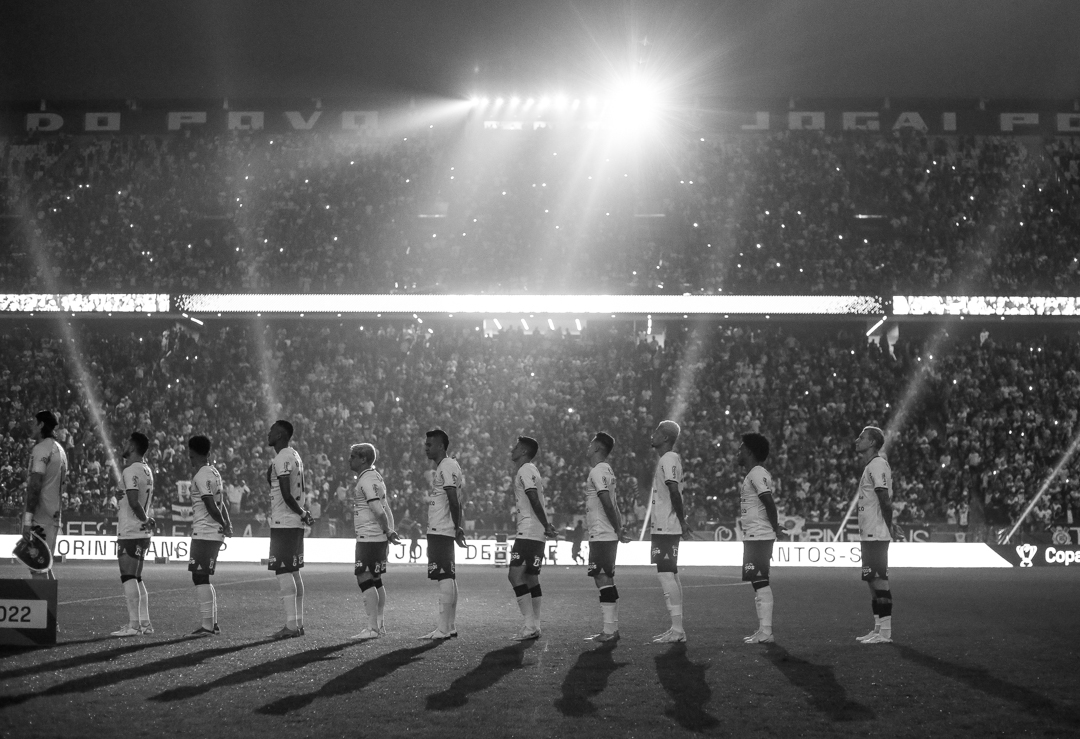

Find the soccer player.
[
  {"left": 570, "top": 521, "right": 585, "bottom": 565},
  {"left": 854, "top": 425, "right": 898, "bottom": 644},
  {"left": 508, "top": 436, "right": 556, "bottom": 640},
  {"left": 583, "top": 431, "right": 627, "bottom": 643},
  {"left": 419, "top": 428, "right": 465, "bottom": 640},
  {"left": 112, "top": 432, "right": 155, "bottom": 637},
  {"left": 737, "top": 433, "right": 781, "bottom": 644},
  {"left": 649, "top": 420, "right": 688, "bottom": 644},
  {"left": 187, "top": 435, "right": 232, "bottom": 636},
  {"left": 22, "top": 410, "right": 68, "bottom": 580},
  {"left": 266, "top": 419, "right": 314, "bottom": 640},
  {"left": 348, "top": 443, "right": 400, "bottom": 641}
]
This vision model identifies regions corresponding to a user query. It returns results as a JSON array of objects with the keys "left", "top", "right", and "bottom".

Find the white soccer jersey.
[
  {"left": 191, "top": 464, "right": 226, "bottom": 541},
  {"left": 119, "top": 462, "right": 154, "bottom": 540},
  {"left": 514, "top": 462, "right": 547, "bottom": 541},
  {"left": 585, "top": 462, "right": 619, "bottom": 541},
  {"left": 268, "top": 447, "right": 305, "bottom": 529},
  {"left": 427, "top": 457, "right": 463, "bottom": 535},
  {"left": 29, "top": 438, "right": 67, "bottom": 525},
  {"left": 651, "top": 451, "right": 683, "bottom": 534},
  {"left": 740, "top": 465, "right": 776, "bottom": 541},
  {"left": 858, "top": 455, "right": 892, "bottom": 541},
  {"left": 353, "top": 468, "right": 394, "bottom": 541}
]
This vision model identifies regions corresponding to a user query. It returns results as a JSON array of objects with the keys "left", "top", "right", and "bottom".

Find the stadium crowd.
[
  {"left": 2, "top": 127, "right": 1078, "bottom": 295},
  {"left": 1, "top": 319, "right": 1077, "bottom": 537}
]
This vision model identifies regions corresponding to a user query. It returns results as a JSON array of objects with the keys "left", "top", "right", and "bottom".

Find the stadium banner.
[
  {"left": 718, "top": 521, "right": 938, "bottom": 542},
  {"left": 4, "top": 103, "right": 1080, "bottom": 136},
  {"left": 0, "top": 535, "right": 1015, "bottom": 567},
  {"left": 988, "top": 544, "right": 1080, "bottom": 568},
  {"left": 47, "top": 517, "right": 979, "bottom": 543},
  {"left": 0, "top": 579, "right": 58, "bottom": 646}
]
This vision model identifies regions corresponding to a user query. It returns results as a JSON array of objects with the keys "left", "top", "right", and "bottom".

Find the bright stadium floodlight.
[
  {"left": 606, "top": 74, "right": 663, "bottom": 135},
  {"left": 509, "top": 96, "right": 521, "bottom": 109},
  {"left": 553, "top": 94, "right": 568, "bottom": 111},
  {"left": 524, "top": 97, "right": 535, "bottom": 111}
]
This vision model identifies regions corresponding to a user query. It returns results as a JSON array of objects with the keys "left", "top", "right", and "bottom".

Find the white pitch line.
[{"left": 59, "top": 576, "right": 274, "bottom": 605}]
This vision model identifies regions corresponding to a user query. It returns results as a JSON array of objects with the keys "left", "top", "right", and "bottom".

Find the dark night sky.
[{"left": 2, "top": 0, "right": 1079, "bottom": 102}]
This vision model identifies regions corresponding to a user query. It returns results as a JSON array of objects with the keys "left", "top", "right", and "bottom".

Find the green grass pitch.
[{"left": 0, "top": 561, "right": 1078, "bottom": 738}]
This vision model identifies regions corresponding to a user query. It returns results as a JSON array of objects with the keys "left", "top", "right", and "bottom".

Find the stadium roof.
[{"left": 2, "top": 0, "right": 1078, "bottom": 102}]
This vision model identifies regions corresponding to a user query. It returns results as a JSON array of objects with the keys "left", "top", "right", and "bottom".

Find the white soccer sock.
[
  {"left": 196, "top": 583, "right": 215, "bottom": 630},
  {"left": 277, "top": 573, "right": 298, "bottom": 629},
  {"left": 438, "top": 579, "right": 456, "bottom": 633},
  {"left": 376, "top": 585, "right": 386, "bottom": 630},
  {"left": 293, "top": 572, "right": 305, "bottom": 628},
  {"left": 448, "top": 579, "right": 458, "bottom": 632},
  {"left": 363, "top": 588, "right": 380, "bottom": 630},
  {"left": 659, "top": 572, "right": 684, "bottom": 631},
  {"left": 601, "top": 603, "right": 618, "bottom": 633},
  {"left": 755, "top": 586, "right": 774, "bottom": 633},
  {"left": 123, "top": 580, "right": 140, "bottom": 627},
  {"left": 873, "top": 615, "right": 882, "bottom": 632},
  {"left": 137, "top": 580, "right": 150, "bottom": 625},
  {"left": 515, "top": 591, "right": 535, "bottom": 631},
  {"left": 531, "top": 592, "right": 542, "bottom": 630},
  {"left": 879, "top": 615, "right": 892, "bottom": 638}
]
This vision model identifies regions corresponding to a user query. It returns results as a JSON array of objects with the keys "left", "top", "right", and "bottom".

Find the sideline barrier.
[{"left": 4, "top": 536, "right": 1065, "bottom": 568}]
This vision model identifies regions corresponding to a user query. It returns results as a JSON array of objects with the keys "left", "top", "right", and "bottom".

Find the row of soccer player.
[{"left": 20, "top": 411, "right": 899, "bottom": 643}]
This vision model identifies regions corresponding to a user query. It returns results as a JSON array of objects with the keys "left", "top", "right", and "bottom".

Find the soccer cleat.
[
  {"left": 585, "top": 631, "right": 620, "bottom": 643},
  {"left": 652, "top": 628, "right": 673, "bottom": 641},
  {"left": 855, "top": 629, "right": 879, "bottom": 642},
  {"left": 652, "top": 629, "right": 686, "bottom": 644},
  {"left": 212, "top": 623, "right": 221, "bottom": 635},
  {"left": 138, "top": 623, "right": 154, "bottom": 635},
  {"left": 111, "top": 625, "right": 142, "bottom": 638},
  {"left": 448, "top": 629, "right": 458, "bottom": 638},
  {"left": 861, "top": 632, "right": 893, "bottom": 644},
  {"left": 743, "top": 630, "right": 775, "bottom": 644},
  {"left": 512, "top": 628, "right": 541, "bottom": 641},
  {"left": 417, "top": 629, "right": 451, "bottom": 641},
  {"left": 350, "top": 628, "right": 380, "bottom": 641},
  {"left": 271, "top": 626, "right": 300, "bottom": 640},
  {"left": 189, "top": 626, "right": 217, "bottom": 637},
  {"left": 297, "top": 626, "right": 305, "bottom": 636}
]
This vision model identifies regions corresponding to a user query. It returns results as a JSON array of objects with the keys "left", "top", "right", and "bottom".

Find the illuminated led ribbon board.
[
  {"left": 893, "top": 296, "right": 1080, "bottom": 317},
  {"left": 5, "top": 294, "right": 1080, "bottom": 317},
  {"left": 0, "top": 294, "right": 169, "bottom": 313},
  {"left": 172, "top": 294, "right": 883, "bottom": 315}
]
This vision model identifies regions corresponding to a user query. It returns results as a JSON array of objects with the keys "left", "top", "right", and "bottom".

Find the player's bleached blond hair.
[
  {"left": 351, "top": 443, "right": 377, "bottom": 465},
  {"left": 658, "top": 420, "right": 681, "bottom": 444},
  {"left": 862, "top": 426, "right": 885, "bottom": 451}
]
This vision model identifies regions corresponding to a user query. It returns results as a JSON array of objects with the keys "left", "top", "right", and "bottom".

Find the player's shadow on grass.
[
  {"left": 151, "top": 639, "right": 358, "bottom": 702},
  {"left": 894, "top": 644, "right": 1080, "bottom": 729},
  {"left": 258, "top": 642, "right": 442, "bottom": 715},
  {"left": 0, "top": 636, "right": 191, "bottom": 681},
  {"left": 555, "top": 641, "right": 628, "bottom": 716},
  {"left": 0, "top": 637, "right": 274, "bottom": 709},
  {"left": 761, "top": 644, "right": 874, "bottom": 722},
  {"left": 654, "top": 643, "right": 720, "bottom": 732},
  {"left": 426, "top": 641, "right": 535, "bottom": 710}
]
